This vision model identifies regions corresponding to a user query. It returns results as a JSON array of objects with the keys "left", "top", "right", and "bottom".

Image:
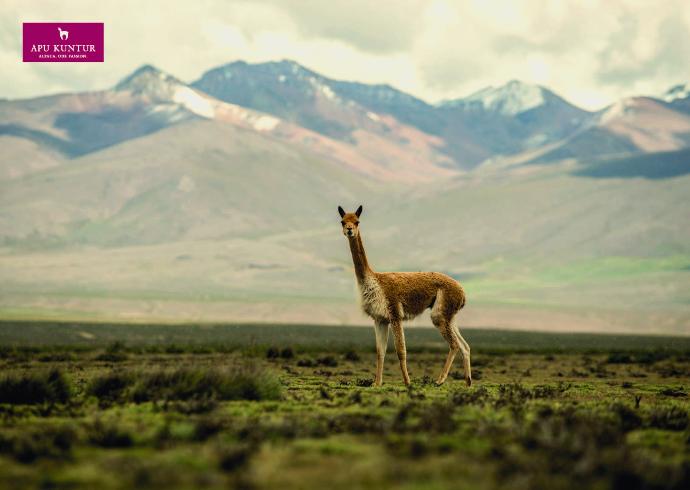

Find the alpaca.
[
  {"left": 338, "top": 205, "right": 471, "bottom": 387},
  {"left": 58, "top": 27, "right": 68, "bottom": 40}
]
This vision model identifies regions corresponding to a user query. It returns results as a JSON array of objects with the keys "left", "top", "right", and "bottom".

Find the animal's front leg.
[
  {"left": 390, "top": 320, "right": 410, "bottom": 386},
  {"left": 373, "top": 320, "right": 389, "bottom": 386}
]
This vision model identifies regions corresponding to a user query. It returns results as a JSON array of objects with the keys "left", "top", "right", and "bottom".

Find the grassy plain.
[{"left": 0, "top": 322, "right": 688, "bottom": 489}]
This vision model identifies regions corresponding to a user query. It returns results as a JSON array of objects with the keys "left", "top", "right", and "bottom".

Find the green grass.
[{"left": 0, "top": 323, "right": 688, "bottom": 489}]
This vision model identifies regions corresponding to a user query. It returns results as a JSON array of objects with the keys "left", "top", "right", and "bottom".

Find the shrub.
[
  {"left": 132, "top": 365, "right": 282, "bottom": 402},
  {"left": 329, "top": 412, "right": 388, "bottom": 434},
  {"left": 648, "top": 406, "right": 688, "bottom": 431},
  {"left": 217, "top": 444, "right": 254, "bottom": 472},
  {"left": 87, "top": 371, "right": 133, "bottom": 402},
  {"left": 659, "top": 387, "right": 687, "bottom": 398},
  {"left": 0, "top": 369, "right": 71, "bottom": 405},
  {"left": 451, "top": 386, "right": 490, "bottom": 405},
  {"left": 385, "top": 435, "right": 430, "bottom": 457},
  {"left": 495, "top": 383, "right": 533, "bottom": 407},
  {"left": 280, "top": 347, "right": 294, "bottom": 359},
  {"left": 266, "top": 347, "right": 280, "bottom": 359},
  {"left": 167, "top": 397, "right": 218, "bottom": 414},
  {"left": 317, "top": 355, "right": 338, "bottom": 367},
  {"left": 607, "top": 352, "right": 633, "bottom": 364},
  {"left": 38, "top": 352, "right": 75, "bottom": 362},
  {"left": 344, "top": 350, "right": 361, "bottom": 361},
  {"left": 417, "top": 402, "right": 457, "bottom": 433},
  {"left": 87, "top": 419, "right": 134, "bottom": 448},
  {"left": 95, "top": 341, "right": 129, "bottom": 362},
  {"left": 0, "top": 424, "right": 77, "bottom": 463},
  {"left": 610, "top": 402, "right": 642, "bottom": 431},
  {"left": 193, "top": 416, "right": 225, "bottom": 441},
  {"left": 493, "top": 383, "right": 569, "bottom": 408}
]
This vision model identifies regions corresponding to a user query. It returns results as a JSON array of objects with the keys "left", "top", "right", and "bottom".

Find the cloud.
[
  {"left": 1, "top": 0, "right": 688, "bottom": 110},
  {"left": 253, "top": 0, "right": 426, "bottom": 54},
  {"left": 596, "top": 12, "right": 690, "bottom": 91}
]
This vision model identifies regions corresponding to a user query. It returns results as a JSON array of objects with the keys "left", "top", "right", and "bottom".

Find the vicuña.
[{"left": 338, "top": 205, "right": 471, "bottom": 387}]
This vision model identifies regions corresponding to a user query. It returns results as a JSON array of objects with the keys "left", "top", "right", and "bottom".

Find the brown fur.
[{"left": 338, "top": 205, "right": 471, "bottom": 387}]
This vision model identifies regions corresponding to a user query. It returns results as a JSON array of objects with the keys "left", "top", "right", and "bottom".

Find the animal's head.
[{"left": 338, "top": 205, "right": 362, "bottom": 238}]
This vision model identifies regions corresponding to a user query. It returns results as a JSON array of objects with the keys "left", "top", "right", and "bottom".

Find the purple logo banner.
[{"left": 23, "top": 22, "right": 104, "bottom": 62}]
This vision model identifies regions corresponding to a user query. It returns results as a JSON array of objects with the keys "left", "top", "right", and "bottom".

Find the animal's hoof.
[
  {"left": 466, "top": 377, "right": 472, "bottom": 387},
  {"left": 435, "top": 378, "right": 446, "bottom": 386}
]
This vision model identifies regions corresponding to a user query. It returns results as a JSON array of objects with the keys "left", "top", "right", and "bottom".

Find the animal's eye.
[
  {"left": 354, "top": 222, "right": 359, "bottom": 225},
  {"left": 341, "top": 221, "right": 345, "bottom": 226}
]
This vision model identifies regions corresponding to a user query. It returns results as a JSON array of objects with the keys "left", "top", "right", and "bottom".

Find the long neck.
[{"left": 348, "top": 233, "right": 373, "bottom": 284}]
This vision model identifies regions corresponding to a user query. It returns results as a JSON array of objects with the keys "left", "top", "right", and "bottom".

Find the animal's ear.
[
  {"left": 355, "top": 205, "right": 363, "bottom": 217},
  {"left": 338, "top": 206, "right": 346, "bottom": 218}
]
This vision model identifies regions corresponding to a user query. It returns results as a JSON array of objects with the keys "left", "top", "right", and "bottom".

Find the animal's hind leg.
[
  {"left": 434, "top": 317, "right": 460, "bottom": 385},
  {"left": 454, "top": 325, "right": 472, "bottom": 386},
  {"left": 431, "top": 290, "right": 460, "bottom": 385}
]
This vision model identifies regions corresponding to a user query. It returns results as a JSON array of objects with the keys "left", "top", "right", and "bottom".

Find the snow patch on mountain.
[
  {"left": 466, "top": 81, "right": 544, "bottom": 115},
  {"left": 320, "top": 84, "right": 336, "bottom": 100},
  {"left": 117, "top": 65, "right": 216, "bottom": 119},
  {"left": 443, "top": 80, "right": 546, "bottom": 115},
  {"left": 253, "top": 115, "right": 280, "bottom": 131},
  {"left": 662, "top": 84, "right": 689, "bottom": 103},
  {"left": 172, "top": 87, "right": 215, "bottom": 118}
]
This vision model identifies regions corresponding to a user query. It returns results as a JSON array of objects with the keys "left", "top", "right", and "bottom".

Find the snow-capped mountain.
[
  {"left": 193, "top": 62, "right": 596, "bottom": 168},
  {"left": 192, "top": 59, "right": 461, "bottom": 173},
  {"left": 114, "top": 64, "right": 285, "bottom": 134},
  {"left": 436, "top": 80, "right": 593, "bottom": 158},
  {"left": 192, "top": 60, "right": 351, "bottom": 137},
  {"left": 115, "top": 64, "right": 215, "bottom": 119},
  {"left": 443, "top": 80, "right": 546, "bottom": 116}
]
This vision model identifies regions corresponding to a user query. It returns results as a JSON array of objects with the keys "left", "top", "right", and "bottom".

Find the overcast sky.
[{"left": 2, "top": 0, "right": 689, "bottom": 110}]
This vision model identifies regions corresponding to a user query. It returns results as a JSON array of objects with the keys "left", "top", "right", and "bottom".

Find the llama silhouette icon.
[{"left": 57, "top": 27, "right": 68, "bottom": 41}]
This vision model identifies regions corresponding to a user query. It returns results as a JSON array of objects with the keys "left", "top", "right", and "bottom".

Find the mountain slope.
[
  {"left": 529, "top": 96, "right": 690, "bottom": 164},
  {"left": 439, "top": 80, "right": 592, "bottom": 156},
  {"left": 574, "top": 148, "right": 690, "bottom": 179},
  {"left": 0, "top": 119, "right": 383, "bottom": 247}
]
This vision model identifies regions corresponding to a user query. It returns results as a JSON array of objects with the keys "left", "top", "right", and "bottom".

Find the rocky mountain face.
[{"left": 193, "top": 61, "right": 690, "bottom": 170}]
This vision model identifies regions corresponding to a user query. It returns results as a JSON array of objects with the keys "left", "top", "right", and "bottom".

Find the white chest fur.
[{"left": 358, "top": 275, "right": 389, "bottom": 320}]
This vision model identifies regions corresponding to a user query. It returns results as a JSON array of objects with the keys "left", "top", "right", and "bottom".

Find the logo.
[{"left": 23, "top": 22, "right": 104, "bottom": 62}]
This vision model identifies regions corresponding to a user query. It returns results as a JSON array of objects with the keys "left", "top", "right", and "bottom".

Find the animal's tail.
[{"left": 458, "top": 283, "right": 466, "bottom": 310}]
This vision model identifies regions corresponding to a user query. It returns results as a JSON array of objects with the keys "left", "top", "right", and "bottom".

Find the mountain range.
[{"left": 1, "top": 60, "right": 688, "bottom": 334}]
